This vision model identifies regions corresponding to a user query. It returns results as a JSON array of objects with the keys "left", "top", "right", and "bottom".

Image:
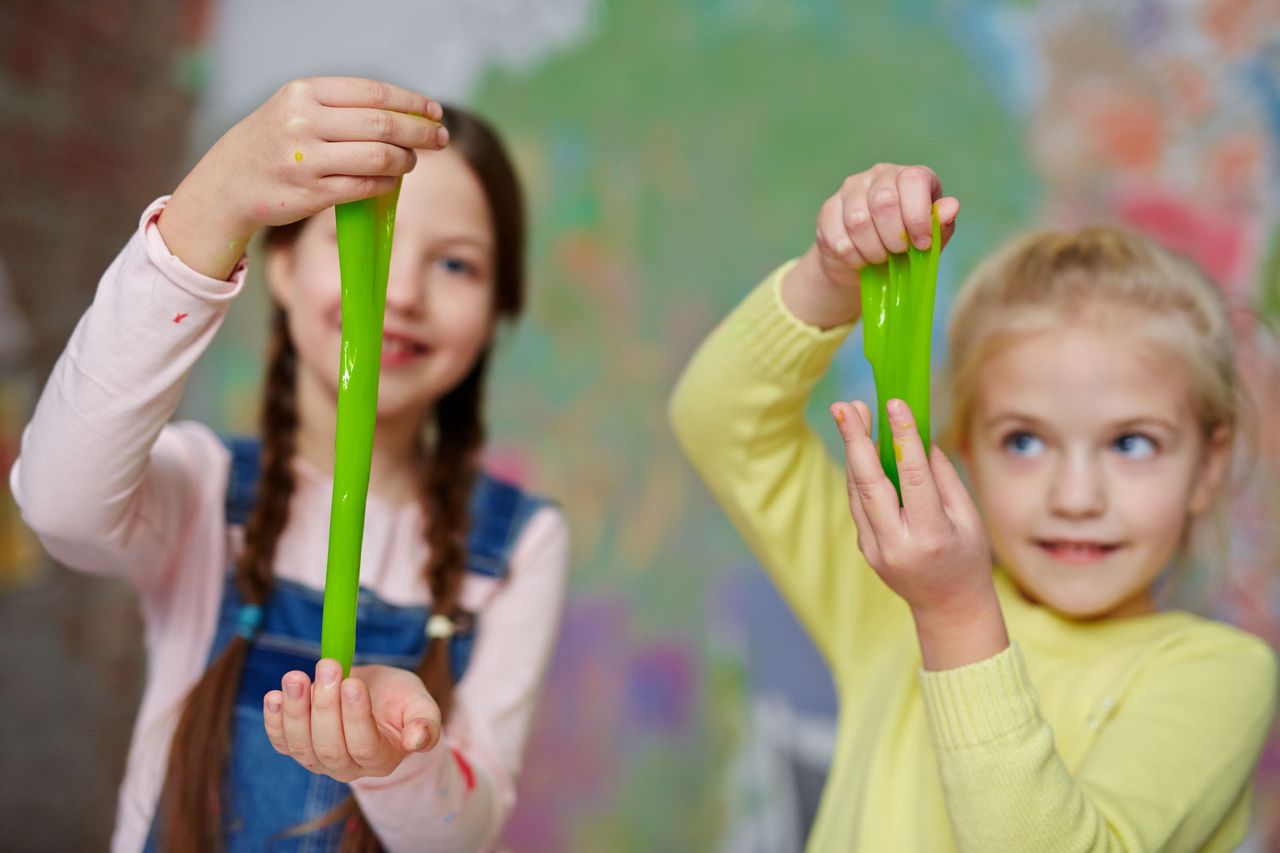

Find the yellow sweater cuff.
[
  {"left": 918, "top": 642, "right": 1041, "bottom": 750},
  {"left": 724, "top": 259, "right": 856, "bottom": 383}
]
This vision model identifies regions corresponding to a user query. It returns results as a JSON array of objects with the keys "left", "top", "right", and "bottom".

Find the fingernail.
[
  {"left": 833, "top": 406, "right": 844, "bottom": 425},
  {"left": 437, "top": 126, "right": 450, "bottom": 147},
  {"left": 411, "top": 726, "right": 428, "bottom": 750},
  {"left": 285, "top": 678, "right": 304, "bottom": 700},
  {"left": 318, "top": 661, "right": 339, "bottom": 688},
  {"left": 888, "top": 399, "right": 907, "bottom": 419},
  {"left": 835, "top": 239, "right": 853, "bottom": 255},
  {"left": 266, "top": 696, "right": 282, "bottom": 714},
  {"left": 342, "top": 680, "right": 361, "bottom": 703},
  {"left": 914, "top": 235, "right": 931, "bottom": 250}
]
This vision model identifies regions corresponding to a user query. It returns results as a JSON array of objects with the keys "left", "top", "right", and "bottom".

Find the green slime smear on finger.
[
  {"left": 859, "top": 205, "right": 941, "bottom": 503},
  {"left": 322, "top": 181, "right": 402, "bottom": 676}
]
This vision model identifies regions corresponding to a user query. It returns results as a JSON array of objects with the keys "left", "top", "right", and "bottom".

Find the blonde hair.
[{"left": 942, "top": 227, "right": 1247, "bottom": 590}]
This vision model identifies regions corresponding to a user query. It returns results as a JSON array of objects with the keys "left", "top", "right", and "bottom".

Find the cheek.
[
  {"left": 436, "top": 290, "right": 495, "bottom": 353},
  {"left": 970, "top": 458, "right": 1047, "bottom": 557},
  {"left": 1112, "top": 473, "right": 1194, "bottom": 546}
]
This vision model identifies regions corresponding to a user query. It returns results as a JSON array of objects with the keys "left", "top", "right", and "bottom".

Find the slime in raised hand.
[
  {"left": 859, "top": 205, "right": 941, "bottom": 501},
  {"left": 321, "top": 181, "right": 402, "bottom": 675}
]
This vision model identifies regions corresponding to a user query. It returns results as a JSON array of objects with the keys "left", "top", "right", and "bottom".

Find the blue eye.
[
  {"left": 1113, "top": 433, "right": 1156, "bottom": 459},
  {"left": 440, "top": 257, "right": 474, "bottom": 276},
  {"left": 1003, "top": 431, "right": 1045, "bottom": 457}
]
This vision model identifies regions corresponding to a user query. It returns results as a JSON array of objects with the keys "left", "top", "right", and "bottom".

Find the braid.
[
  {"left": 158, "top": 306, "right": 299, "bottom": 851},
  {"left": 418, "top": 352, "right": 488, "bottom": 720}
]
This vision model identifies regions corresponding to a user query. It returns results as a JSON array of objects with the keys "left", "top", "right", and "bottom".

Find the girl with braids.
[{"left": 11, "top": 77, "right": 569, "bottom": 852}]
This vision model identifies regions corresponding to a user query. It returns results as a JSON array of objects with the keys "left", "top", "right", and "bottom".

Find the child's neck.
[{"left": 294, "top": 377, "right": 425, "bottom": 506}]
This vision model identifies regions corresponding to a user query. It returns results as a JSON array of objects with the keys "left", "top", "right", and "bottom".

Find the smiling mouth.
[
  {"left": 380, "top": 335, "right": 430, "bottom": 367},
  {"left": 1036, "top": 539, "right": 1122, "bottom": 564}
]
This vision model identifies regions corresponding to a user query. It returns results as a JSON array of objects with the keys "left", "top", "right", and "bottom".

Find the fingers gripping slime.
[
  {"left": 321, "top": 182, "right": 402, "bottom": 675},
  {"left": 859, "top": 206, "right": 941, "bottom": 501}
]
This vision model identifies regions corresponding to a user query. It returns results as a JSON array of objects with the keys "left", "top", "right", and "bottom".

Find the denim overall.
[{"left": 145, "top": 437, "right": 546, "bottom": 852}]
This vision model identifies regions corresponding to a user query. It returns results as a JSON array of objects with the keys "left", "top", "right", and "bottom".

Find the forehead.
[
  {"left": 396, "top": 148, "right": 493, "bottom": 239},
  {"left": 974, "top": 324, "right": 1197, "bottom": 427}
]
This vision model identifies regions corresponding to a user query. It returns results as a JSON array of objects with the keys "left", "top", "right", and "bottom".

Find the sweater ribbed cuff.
[
  {"left": 918, "top": 642, "right": 1041, "bottom": 750},
  {"left": 723, "top": 259, "right": 855, "bottom": 384}
]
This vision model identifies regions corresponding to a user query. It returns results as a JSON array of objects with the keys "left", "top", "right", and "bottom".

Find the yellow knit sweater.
[{"left": 669, "top": 263, "right": 1277, "bottom": 852}]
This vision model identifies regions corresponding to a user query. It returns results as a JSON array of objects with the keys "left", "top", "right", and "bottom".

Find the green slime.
[
  {"left": 859, "top": 206, "right": 941, "bottom": 502},
  {"left": 321, "top": 181, "right": 402, "bottom": 675}
]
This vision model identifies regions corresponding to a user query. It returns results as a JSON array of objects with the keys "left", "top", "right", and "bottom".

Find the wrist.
[
  {"left": 779, "top": 244, "right": 861, "bottom": 330},
  {"left": 912, "top": 584, "right": 1009, "bottom": 672},
  {"left": 158, "top": 162, "right": 256, "bottom": 281}
]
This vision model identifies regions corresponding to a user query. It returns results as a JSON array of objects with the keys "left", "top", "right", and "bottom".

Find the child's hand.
[
  {"left": 263, "top": 660, "right": 442, "bottom": 782},
  {"left": 782, "top": 164, "right": 959, "bottom": 329},
  {"left": 830, "top": 398, "right": 1009, "bottom": 670},
  {"left": 160, "top": 77, "right": 448, "bottom": 279}
]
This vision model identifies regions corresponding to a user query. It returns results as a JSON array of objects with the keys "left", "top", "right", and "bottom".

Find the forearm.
[
  {"left": 13, "top": 200, "right": 242, "bottom": 562},
  {"left": 920, "top": 645, "right": 1137, "bottom": 852}
]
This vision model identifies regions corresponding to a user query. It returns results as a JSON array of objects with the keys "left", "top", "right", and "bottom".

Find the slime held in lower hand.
[
  {"left": 321, "top": 181, "right": 402, "bottom": 675},
  {"left": 859, "top": 206, "right": 941, "bottom": 502}
]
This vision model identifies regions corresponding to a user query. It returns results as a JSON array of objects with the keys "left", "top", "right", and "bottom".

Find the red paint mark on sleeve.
[
  {"left": 450, "top": 748, "right": 476, "bottom": 791},
  {"left": 173, "top": 312, "right": 189, "bottom": 324}
]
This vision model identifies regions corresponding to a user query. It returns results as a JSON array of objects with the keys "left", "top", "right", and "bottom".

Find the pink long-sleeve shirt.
[{"left": 9, "top": 199, "right": 570, "bottom": 853}]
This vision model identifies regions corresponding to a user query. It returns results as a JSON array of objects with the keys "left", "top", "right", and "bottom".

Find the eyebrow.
[
  {"left": 982, "top": 412, "right": 1181, "bottom": 434},
  {"left": 433, "top": 236, "right": 493, "bottom": 253}
]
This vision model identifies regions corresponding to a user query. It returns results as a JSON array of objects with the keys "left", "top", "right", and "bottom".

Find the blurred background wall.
[{"left": 3, "top": 1, "right": 1279, "bottom": 850}]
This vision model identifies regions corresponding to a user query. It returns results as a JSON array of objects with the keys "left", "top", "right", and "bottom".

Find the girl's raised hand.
[
  {"left": 263, "top": 660, "right": 442, "bottom": 782},
  {"left": 160, "top": 77, "right": 448, "bottom": 279},
  {"left": 783, "top": 163, "right": 959, "bottom": 329},
  {"left": 830, "top": 398, "right": 1009, "bottom": 670}
]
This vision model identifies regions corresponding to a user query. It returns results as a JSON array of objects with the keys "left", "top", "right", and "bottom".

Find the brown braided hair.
[{"left": 157, "top": 104, "right": 527, "bottom": 852}]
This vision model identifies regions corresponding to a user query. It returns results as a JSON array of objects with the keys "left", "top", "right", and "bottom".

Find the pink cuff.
[{"left": 139, "top": 196, "right": 248, "bottom": 302}]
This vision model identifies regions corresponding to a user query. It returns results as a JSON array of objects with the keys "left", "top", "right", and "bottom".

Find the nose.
[
  {"left": 1048, "top": 448, "right": 1107, "bottom": 519},
  {"left": 383, "top": 252, "right": 425, "bottom": 317}
]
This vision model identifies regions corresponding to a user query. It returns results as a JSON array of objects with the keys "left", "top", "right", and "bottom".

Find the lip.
[
  {"left": 379, "top": 328, "right": 430, "bottom": 368},
  {"left": 1035, "top": 538, "right": 1122, "bottom": 565}
]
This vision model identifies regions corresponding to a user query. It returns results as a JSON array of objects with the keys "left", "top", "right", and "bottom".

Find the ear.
[
  {"left": 1188, "top": 424, "right": 1233, "bottom": 516},
  {"left": 265, "top": 240, "right": 297, "bottom": 310}
]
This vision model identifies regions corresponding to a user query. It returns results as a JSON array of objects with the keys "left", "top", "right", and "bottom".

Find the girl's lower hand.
[
  {"left": 782, "top": 163, "right": 959, "bottom": 329},
  {"left": 263, "top": 660, "right": 442, "bottom": 782},
  {"left": 830, "top": 398, "right": 1009, "bottom": 670},
  {"left": 160, "top": 77, "right": 448, "bottom": 279}
]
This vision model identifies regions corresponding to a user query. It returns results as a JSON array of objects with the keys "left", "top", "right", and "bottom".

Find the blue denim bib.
[{"left": 145, "top": 437, "right": 546, "bottom": 851}]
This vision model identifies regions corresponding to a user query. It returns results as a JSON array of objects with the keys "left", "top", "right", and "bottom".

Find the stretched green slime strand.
[
  {"left": 859, "top": 206, "right": 941, "bottom": 502},
  {"left": 322, "top": 181, "right": 402, "bottom": 675}
]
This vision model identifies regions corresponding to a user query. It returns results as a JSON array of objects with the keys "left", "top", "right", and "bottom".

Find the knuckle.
[
  {"left": 282, "top": 79, "right": 312, "bottom": 106},
  {"left": 900, "top": 467, "right": 929, "bottom": 490},
  {"left": 372, "top": 110, "right": 395, "bottom": 140},
  {"left": 879, "top": 542, "right": 903, "bottom": 567},
  {"left": 351, "top": 176, "right": 379, "bottom": 198},
  {"left": 868, "top": 186, "right": 898, "bottom": 213},
  {"left": 920, "top": 537, "right": 946, "bottom": 559},
  {"left": 900, "top": 165, "right": 931, "bottom": 184},
  {"left": 844, "top": 206, "right": 871, "bottom": 228},
  {"left": 366, "top": 79, "right": 391, "bottom": 107},
  {"left": 368, "top": 145, "right": 392, "bottom": 172}
]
